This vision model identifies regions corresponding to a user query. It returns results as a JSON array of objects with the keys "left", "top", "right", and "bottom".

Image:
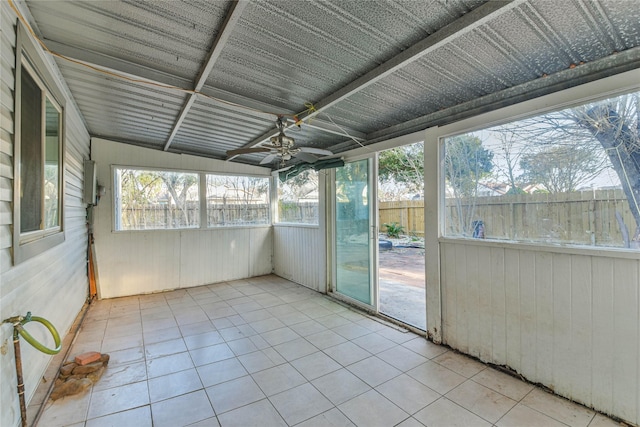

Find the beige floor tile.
[
  {"left": 295, "top": 408, "right": 357, "bottom": 427},
  {"left": 145, "top": 351, "right": 194, "bottom": 378},
  {"left": 184, "top": 416, "right": 221, "bottom": 427},
  {"left": 189, "top": 342, "right": 234, "bottom": 366},
  {"left": 401, "top": 337, "right": 448, "bottom": 359},
  {"left": 376, "top": 345, "right": 428, "bottom": 372},
  {"left": 216, "top": 398, "right": 286, "bottom": 427},
  {"left": 29, "top": 276, "right": 622, "bottom": 427},
  {"left": 142, "top": 325, "right": 181, "bottom": 345},
  {"left": 206, "top": 376, "right": 265, "bottom": 414},
  {"left": 144, "top": 337, "right": 187, "bottom": 359},
  {"left": 395, "top": 417, "right": 426, "bottom": 427},
  {"left": 87, "top": 380, "right": 149, "bottom": 419},
  {"left": 291, "top": 351, "right": 342, "bottom": 381},
  {"left": 269, "top": 383, "right": 334, "bottom": 425},
  {"left": 37, "top": 390, "right": 91, "bottom": 427},
  {"left": 289, "top": 319, "right": 330, "bottom": 337},
  {"left": 273, "top": 337, "right": 318, "bottom": 361},
  {"left": 304, "top": 329, "right": 348, "bottom": 349},
  {"left": 86, "top": 405, "right": 152, "bottom": 427},
  {"left": 352, "top": 332, "right": 396, "bottom": 354},
  {"left": 107, "top": 346, "right": 145, "bottom": 367},
  {"left": 332, "top": 323, "right": 372, "bottom": 340},
  {"left": 183, "top": 330, "right": 224, "bottom": 350},
  {"left": 260, "top": 326, "right": 301, "bottom": 346},
  {"left": 197, "top": 357, "right": 248, "bottom": 387},
  {"left": 93, "top": 360, "right": 147, "bottom": 391},
  {"left": 433, "top": 351, "right": 486, "bottom": 378},
  {"left": 226, "top": 337, "right": 259, "bottom": 355},
  {"left": 148, "top": 368, "right": 202, "bottom": 402},
  {"left": 522, "top": 388, "right": 596, "bottom": 427},
  {"left": 347, "top": 356, "right": 402, "bottom": 387},
  {"left": 338, "top": 389, "right": 409, "bottom": 427},
  {"left": 471, "top": 367, "right": 534, "bottom": 401},
  {"left": 178, "top": 320, "right": 215, "bottom": 337},
  {"left": 588, "top": 413, "right": 622, "bottom": 427},
  {"left": 406, "top": 361, "right": 466, "bottom": 394},
  {"left": 312, "top": 368, "right": 371, "bottom": 405},
  {"left": 251, "top": 363, "right": 306, "bottom": 396},
  {"left": 238, "top": 348, "right": 286, "bottom": 373},
  {"left": 151, "top": 390, "right": 214, "bottom": 427},
  {"left": 101, "top": 333, "right": 143, "bottom": 353},
  {"left": 376, "top": 374, "right": 440, "bottom": 415},
  {"left": 322, "top": 341, "right": 371, "bottom": 366},
  {"left": 497, "top": 403, "right": 567, "bottom": 427},
  {"left": 413, "top": 398, "right": 491, "bottom": 427},
  {"left": 446, "top": 380, "right": 517, "bottom": 423}
]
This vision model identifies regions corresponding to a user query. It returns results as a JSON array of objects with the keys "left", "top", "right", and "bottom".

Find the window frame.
[
  {"left": 275, "top": 169, "right": 320, "bottom": 226},
  {"left": 12, "top": 21, "right": 66, "bottom": 264},
  {"left": 438, "top": 85, "right": 640, "bottom": 252},
  {"left": 111, "top": 166, "right": 272, "bottom": 232}
]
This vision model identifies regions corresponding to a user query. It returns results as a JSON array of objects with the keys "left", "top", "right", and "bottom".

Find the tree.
[
  {"left": 378, "top": 142, "right": 424, "bottom": 200},
  {"left": 492, "top": 91, "right": 640, "bottom": 244},
  {"left": 569, "top": 93, "right": 640, "bottom": 239},
  {"left": 519, "top": 144, "right": 607, "bottom": 193},
  {"left": 444, "top": 135, "right": 493, "bottom": 235},
  {"left": 160, "top": 172, "right": 198, "bottom": 227}
]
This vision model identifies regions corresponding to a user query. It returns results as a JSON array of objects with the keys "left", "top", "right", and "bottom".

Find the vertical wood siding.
[
  {"left": 273, "top": 225, "right": 326, "bottom": 292},
  {"left": 91, "top": 139, "right": 273, "bottom": 299},
  {"left": 0, "top": 4, "right": 90, "bottom": 427},
  {"left": 441, "top": 240, "right": 640, "bottom": 426}
]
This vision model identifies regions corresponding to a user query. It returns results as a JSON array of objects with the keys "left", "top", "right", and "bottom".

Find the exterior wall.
[
  {"left": 91, "top": 138, "right": 273, "bottom": 299},
  {"left": 421, "top": 69, "right": 640, "bottom": 426},
  {"left": 0, "top": 4, "right": 90, "bottom": 427},
  {"left": 273, "top": 225, "right": 325, "bottom": 292},
  {"left": 440, "top": 241, "right": 640, "bottom": 424},
  {"left": 273, "top": 171, "right": 327, "bottom": 292}
]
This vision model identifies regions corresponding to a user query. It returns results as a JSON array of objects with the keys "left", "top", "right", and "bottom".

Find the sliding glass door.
[{"left": 332, "top": 158, "right": 377, "bottom": 309}]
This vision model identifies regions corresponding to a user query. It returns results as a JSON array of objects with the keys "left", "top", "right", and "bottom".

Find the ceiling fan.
[{"left": 226, "top": 117, "right": 333, "bottom": 167}]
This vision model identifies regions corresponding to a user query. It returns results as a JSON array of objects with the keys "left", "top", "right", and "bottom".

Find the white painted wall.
[
  {"left": 422, "top": 69, "right": 640, "bottom": 425},
  {"left": 91, "top": 138, "right": 273, "bottom": 298},
  {"left": 273, "top": 170, "right": 328, "bottom": 292},
  {"left": 273, "top": 225, "right": 325, "bottom": 292},
  {"left": 0, "top": 4, "right": 91, "bottom": 427}
]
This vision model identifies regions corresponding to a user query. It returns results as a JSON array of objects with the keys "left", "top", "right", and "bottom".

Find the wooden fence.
[{"left": 380, "top": 189, "right": 636, "bottom": 247}]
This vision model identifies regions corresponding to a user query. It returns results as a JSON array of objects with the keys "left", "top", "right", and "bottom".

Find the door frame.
[{"left": 327, "top": 154, "right": 379, "bottom": 313}]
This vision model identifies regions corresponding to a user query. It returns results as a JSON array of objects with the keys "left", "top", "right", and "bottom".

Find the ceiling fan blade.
[
  {"left": 294, "top": 152, "right": 320, "bottom": 163},
  {"left": 260, "top": 153, "right": 278, "bottom": 165},
  {"left": 226, "top": 147, "right": 271, "bottom": 157},
  {"left": 298, "top": 147, "right": 333, "bottom": 156}
]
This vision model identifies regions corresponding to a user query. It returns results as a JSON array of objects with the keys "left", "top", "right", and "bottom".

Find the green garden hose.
[{"left": 14, "top": 313, "right": 62, "bottom": 355}]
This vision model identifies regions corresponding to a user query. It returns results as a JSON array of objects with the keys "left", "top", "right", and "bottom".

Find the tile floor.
[{"left": 32, "top": 275, "right": 619, "bottom": 427}]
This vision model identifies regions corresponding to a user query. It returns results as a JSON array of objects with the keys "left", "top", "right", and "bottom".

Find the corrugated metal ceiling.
[{"left": 22, "top": 0, "right": 640, "bottom": 168}]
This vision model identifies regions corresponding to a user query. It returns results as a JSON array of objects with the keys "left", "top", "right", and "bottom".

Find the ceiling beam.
[
  {"left": 284, "top": 118, "right": 366, "bottom": 141},
  {"left": 352, "top": 47, "right": 640, "bottom": 149},
  {"left": 45, "top": 37, "right": 367, "bottom": 144},
  {"left": 163, "top": 0, "right": 248, "bottom": 151},
  {"left": 230, "top": 0, "right": 523, "bottom": 157},
  {"left": 296, "top": 0, "right": 524, "bottom": 123}
]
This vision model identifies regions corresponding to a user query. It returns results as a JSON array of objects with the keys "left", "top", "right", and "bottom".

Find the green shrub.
[{"left": 383, "top": 222, "right": 405, "bottom": 238}]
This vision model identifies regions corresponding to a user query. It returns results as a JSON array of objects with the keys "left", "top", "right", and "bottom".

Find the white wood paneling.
[
  {"left": 91, "top": 139, "right": 273, "bottom": 299},
  {"left": 1, "top": 4, "right": 90, "bottom": 427},
  {"left": 273, "top": 225, "right": 325, "bottom": 292},
  {"left": 440, "top": 240, "right": 640, "bottom": 426}
]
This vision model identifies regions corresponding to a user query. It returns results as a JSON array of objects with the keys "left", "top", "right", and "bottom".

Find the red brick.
[{"left": 74, "top": 351, "right": 101, "bottom": 366}]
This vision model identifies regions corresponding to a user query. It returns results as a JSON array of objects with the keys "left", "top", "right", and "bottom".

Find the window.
[
  {"left": 13, "top": 23, "right": 65, "bottom": 264},
  {"left": 277, "top": 169, "right": 319, "bottom": 224},
  {"left": 442, "top": 91, "right": 639, "bottom": 249},
  {"left": 206, "top": 174, "right": 270, "bottom": 226},
  {"left": 114, "top": 168, "right": 199, "bottom": 230}
]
